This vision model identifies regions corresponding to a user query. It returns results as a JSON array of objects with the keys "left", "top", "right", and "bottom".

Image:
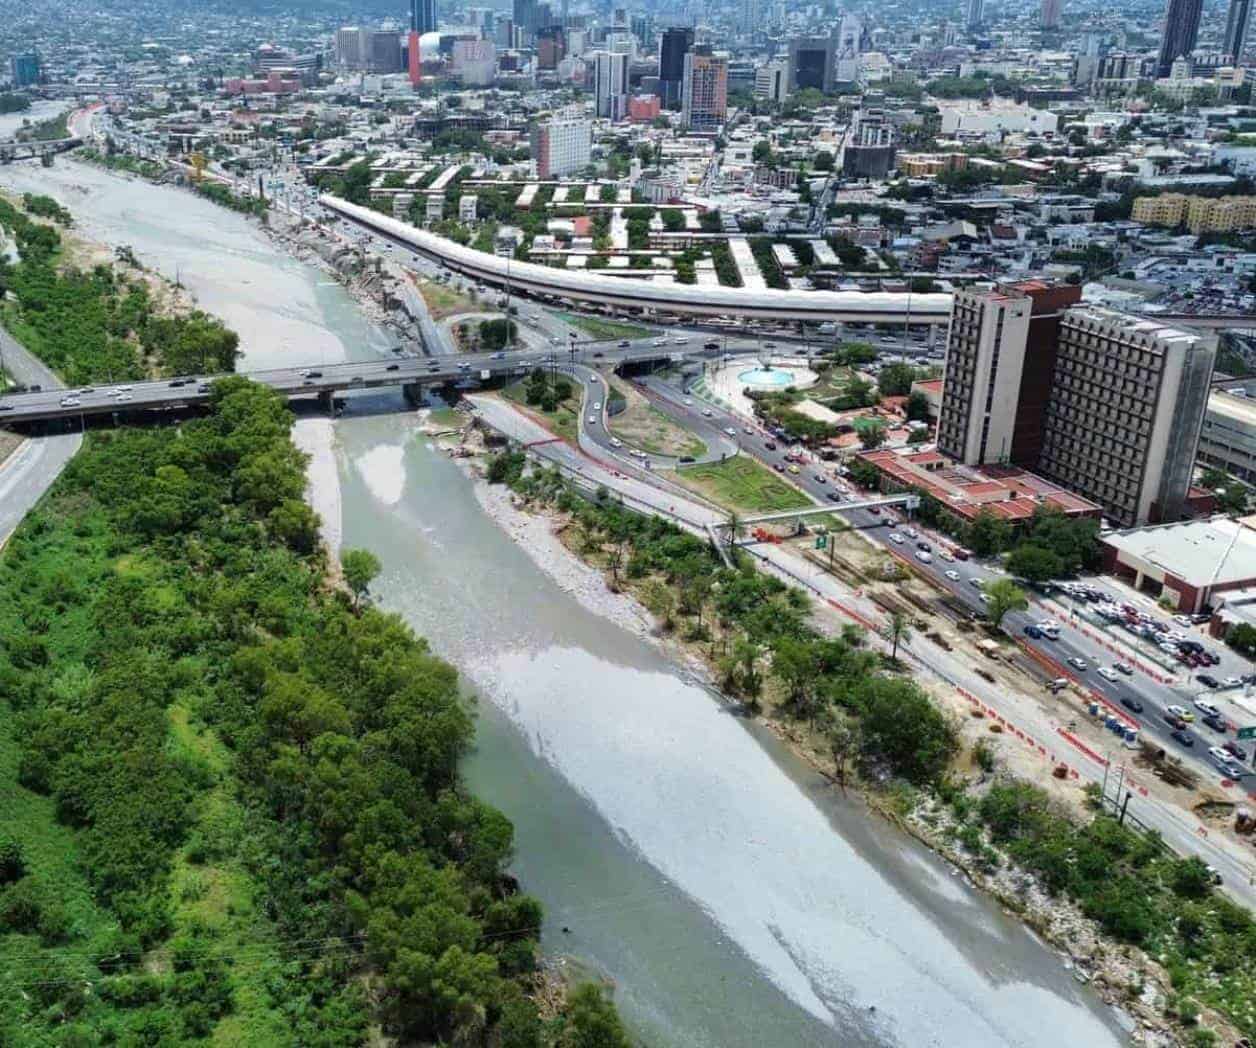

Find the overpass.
[
  {"left": 0, "top": 137, "right": 81, "bottom": 163},
  {"left": 0, "top": 342, "right": 690, "bottom": 426},
  {"left": 320, "top": 195, "right": 953, "bottom": 327}
]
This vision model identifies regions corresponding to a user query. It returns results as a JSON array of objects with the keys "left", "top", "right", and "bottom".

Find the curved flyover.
[{"left": 320, "top": 195, "right": 952, "bottom": 326}]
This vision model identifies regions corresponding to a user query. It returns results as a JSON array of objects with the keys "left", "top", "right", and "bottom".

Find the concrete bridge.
[
  {"left": 0, "top": 342, "right": 688, "bottom": 428},
  {"left": 0, "top": 137, "right": 82, "bottom": 164}
]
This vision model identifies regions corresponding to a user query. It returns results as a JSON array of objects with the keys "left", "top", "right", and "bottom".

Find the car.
[
  {"left": 724, "top": 427, "right": 737, "bottom": 437},
  {"left": 742, "top": 426, "right": 754, "bottom": 435},
  {"left": 197, "top": 383, "right": 212, "bottom": 393},
  {"left": 1114, "top": 662, "right": 1133, "bottom": 675},
  {"left": 1198, "top": 674, "right": 1220, "bottom": 688},
  {"left": 1120, "top": 695, "right": 1144, "bottom": 714},
  {"left": 773, "top": 463, "right": 785, "bottom": 472},
  {"left": 618, "top": 339, "right": 630, "bottom": 348},
  {"left": 814, "top": 474, "right": 826, "bottom": 484},
  {"left": 702, "top": 408, "right": 714, "bottom": 417},
  {"left": 587, "top": 416, "right": 596, "bottom": 426},
  {"left": 1163, "top": 711, "right": 1187, "bottom": 730},
  {"left": 704, "top": 340, "right": 720, "bottom": 350},
  {"left": 653, "top": 338, "right": 667, "bottom": 347},
  {"left": 1209, "top": 746, "right": 1234, "bottom": 769},
  {"left": 1168, "top": 704, "right": 1194, "bottom": 722},
  {"left": 1024, "top": 624, "right": 1044, "bottom": 639},
  {"left": 1174, "top": 615, "right": 1194, "bottom": 628},
  {"left": 978, "top": 592, "right": 990, "bottom": 604},
  {"left": 609, "top": 437, "right": 623, "bottom": 448},
  {"left": 787, "top": 465, "right": 800, "bottom": 474},
  {"left": 673, "top": 337, "right": 687, "bottom": 345},
  {"left": 916, "top": 541, "right": 931, "bottom": 552},
  {"left": 1224, "top": 676, "right": 1243, "bottom": 688},
  {"left": 1068, "top": 657, "right": 1087, "bottom": 671},
  {"left": 0, "top": 404, "right": 12, "bottom": 412},
  {"left": 301, "top": 369, "right": 323, "bottom": 378},
  {"left": 684, "top": 397, "right": 693, "bottom": 405},
  {"left": 1098, "top": 667, "right": 1119, "bottom": 681},
  {"left": 1202, "top": 712, "right": 1228, "bottom": 733},
  {"left": 169, "top": 379, "right": 187, "bottom": 388},
  {"left": 1172, "top": 728, "right": 1196, "bottom": 748},
  {"left": 1224, "top": 740, "right": 1248, "bottom": 762},
  {"left": 953, "top": 548, "right": 971, "bottom": 561},
  {"left": 59, "top": 397, "right": 81, "bottom": 407},
  {"left": 764, "top": 441, "right": 777, "bottom": 451},
  {"left": 916, "top": 551, "right": 933, "bottom": 563},
  {"left": 491, "top": 351, "right": 506, "bottom": 360},
  {"left": 592, "top": 352, "right": 605, "bottom": 359},
  {"left": 939, "top": 549, "right": 954, "bottom": 562},
  {"left": 903, "top": 526, "right": 918, "bottom": 538},
  {"left": 1194, "top": 698, "right": 1221, "bottom": 717},
  {"left": 889, "top": 533, "right": 905, "bottom": 544},
  {"left": 1037, "top": 621, "right": 1060, "bottom": 639},
  {"left": 826, "top": 492, "right": 843, "bottom": 502},
  {"left": 968, "top": 577, "right": 984, "bottom": 589},
  {"left": 945, "top": 570, "right": 960, "bottom": 581}
]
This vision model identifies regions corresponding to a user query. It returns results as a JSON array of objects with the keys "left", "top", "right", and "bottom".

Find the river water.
[{"left": 0, "top": 158, "right": 1130, "bottom": 1048}]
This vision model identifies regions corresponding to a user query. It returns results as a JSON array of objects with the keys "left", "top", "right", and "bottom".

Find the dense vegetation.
[
  {"left": 944, "top": 779, "right": 1256, "bottom": 1043},
  {"left": 0, "top": 379, "right": 626, "bottom": 1046},
  {"left": 0, "top": 196, "right": 239, "bottom": 384},
  {"left": 193, "top": 179, "right": 268, "bottom": 218},
  {"left": 0, "top": 93, "right": 31, "bottom": 114},
  {"left": 489, "top": 454, "right": 958, "bottom": 787}
]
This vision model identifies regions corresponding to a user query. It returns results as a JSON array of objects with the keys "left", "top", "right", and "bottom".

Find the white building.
[
  {"left": 593, "top": 50, "right": 629, "bottom": 121},
  {"left": 755, "top": 58, "right": 790, "bottom": 102},
  {"left": 453, "top": 40, "right": 497, "bottom": 86},
  {"left": 531, "top": 110, "right": 592, "bottom": 177},
  {"left": 937, "top": 101, "right": 1059, "bottom": 136}
]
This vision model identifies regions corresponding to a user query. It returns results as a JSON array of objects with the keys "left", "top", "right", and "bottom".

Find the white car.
[
  {"left": 889, "top": 533, "right": 905, "bottom": 544},
  {"left": 915, "top": 550, "right": 933, "bottom": 564},
  {"left": 59, "top": 397, "right": 81, "bottom": 407},
  {"left": 724, "top": 427, "right": 737, "bottom": 437},
  {"left": 1174, "top": 615, "right": 1194, "bottom": 628},
  {"left": 609, "top": 437, "right": 623, "bottom": 448},
  {"left": 1097, "top": 667, "right": 1119, "bottom": 681},
  {"left": 684, "top": 398, "right": 693, "bottom": 405},
  {"left": 653, "top": 338, "right": 667, "bottom": 346},
  {"left": 587, "top": 416, "right": 596, "bottom": 425},
  {"left": 702, "top": 409, "right": 713, "bottom": 417},
  {"left": 1223, "top": 677, "right": 1243, "bottom": 689},
  {"left": 1195, "top": 698, "right": 1221, "bottom": 717},
  {"left": 945, "top": 569, "right": 960, "bottom": 581}
]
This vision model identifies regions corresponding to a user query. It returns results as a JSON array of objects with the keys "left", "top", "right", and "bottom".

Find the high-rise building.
[
  {"left": 1223, "top": 0, "right": 1252, "bottom": 61},
  {"left": 841, "top": 109, "right": 896, "bottom": 178},
  {"left": 1157, "top": 0, "right": 1204, "bottom": 77},
  {"left": 592, "top": 49, "right": 629, "bottom": 120},
  {"left": 336, "top": 27, "right": 367, "bottom": 69},
  {"left": 967, "top": 0, "right": 985, "bottom": 29},
  {"left": 937, "top": 283, "right": 1216, "bottom": 526},
  {"left": 531, "top": 109, "right": 592, "bottom": 177},
  {"left": 9, "top": 53, "right": 39, "bottom": 88},
  {"left": 412, "top": 0, "right": 437, "bottom": 35},
  {"left": 1041, "top": 0, "right": 1063, "bottom": 29},
  {"left": 658, "top": 26, "right": 693, "bottom": 107},
  {"left": 453, "top": 39, "right": 497, "bottom": 85},
  {"left": 366, "top": 31, "right": 403, "bottom": 73},
  {"left": 754, "top": 57, "right": 790, "bottom": 102},
  {"left": 788, "top": 35, "right": 836, "bottom": 92},
  {"left": 513, "top": 0, "right": 537, "bottom": 35},
  {"left": 681, "top": 46, "right": 728, "bottom": 131}
]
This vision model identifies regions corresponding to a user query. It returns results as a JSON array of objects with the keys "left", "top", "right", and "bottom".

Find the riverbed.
[{"left": 0, "top": 156, "right": 1131, "bottom": 1047}]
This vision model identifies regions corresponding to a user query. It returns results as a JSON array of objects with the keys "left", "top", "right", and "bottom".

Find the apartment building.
[
  {"left": 530, "top": 110, "right": 592, "bottom": 177},
  {"left": 1037, "top": 309, "right": 1215, "bottom": 526},
  {"left": 681, "top": 46, "right": 728, "bottom": 132},
  {"left": 1133, "top": 193, "right": 1256, "bottom": 233},
  {"left": 937, "top": 285, "right": 1216, "bottom": 526}
]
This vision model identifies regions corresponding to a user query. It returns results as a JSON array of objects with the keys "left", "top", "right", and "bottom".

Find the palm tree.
[{"left": 888, "top": 611, "right": 911, "bottom": 665}]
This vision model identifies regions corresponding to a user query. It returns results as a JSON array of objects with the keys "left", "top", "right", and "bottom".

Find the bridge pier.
[
  {"left": 402, "top": 382, "right": 424, "bottom": 408},
  {"left": 317, "top": 390, "right": 335, "bottom": 414}
]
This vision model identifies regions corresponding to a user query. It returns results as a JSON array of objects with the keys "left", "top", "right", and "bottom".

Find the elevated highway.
[{"left": 320, "top": 195, "right": 953, "bottom": 326}]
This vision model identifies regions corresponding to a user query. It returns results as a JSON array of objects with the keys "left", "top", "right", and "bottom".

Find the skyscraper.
[
  {"left": 1041, "top": 0, "right": 1063, "bottom": 29},
  {"left": 788, "top": 34, "right": 836, "bottom": 92},
  {"left": 658, "top": 26, "right": 693, "bottom": 108},
  {"left": 412, "top": 0, "right": 437, "bottom": 35},
  {"left": 593, "top": 50, "right": 629, "bottom": 121},
  {"left": 967, "top": 0, "right": 984, "bottom": 29},
  {"left": 1223, "top": 0, "right": 1251, "bottom": 61},
  {"left": 681, "top": 46, "right": 728, "bottom": 132},
  {"left": 1157, "top": 0, "right": 1203, "bottom": 77},
  {"left": 10, "top": 53, "right": 40, "bottom": 88}
]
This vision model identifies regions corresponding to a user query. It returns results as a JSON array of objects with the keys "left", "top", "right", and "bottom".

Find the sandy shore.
[{"left": 293, "top": 417, "right": 343, "bottom": 563}]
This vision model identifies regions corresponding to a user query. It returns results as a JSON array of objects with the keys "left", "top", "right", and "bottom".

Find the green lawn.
[
  {"left": 501, "top": 380, "right": 580, "bottom": 443},
  {"left": 558, "top": 311, "right": 652, "bottom": 343},
  {"left": 675, "top": 456, "right": 812, "bottom": 515}
]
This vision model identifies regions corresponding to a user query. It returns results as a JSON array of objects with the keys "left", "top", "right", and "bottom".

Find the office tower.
[
  {"left": 658, "top": 26, "right": 694, "bottom": 107},
  {"left": 754, "top": 57, "right": 790, "bottom": 102},
  {"left": 593, "top": 50, "right": 629, "bottom": 120},
  {"left": 513, "top": 0, "right": 538, "bottom": 37},
  {"left": 1223, "top": 0, "right": 1251, "bottom": 61},
  {"left": 937, "top": 284, "right": 1216, "bottom": 526},
  {"left": 1157, "top": 0, "right": 1204, "bottom": 77},
  {"left": 838, "top": 14, "right": 862, "bottom": 53},
  {"left": 336, "top": 27, "right": 366, "bottom": 68},
  {"left": 412, "top": 0, "right": 437, "bottom": 34},
  {"left": 738, "top": 0, "right": 761, "bottom": 35},
  {"left": 788, "top": 35, "right": 836, "bottom": 92},
  {"left": 531, "top": 110, "right": 592, "bottom": 176},
  {"left": 363, "top": 31, "right": 402, "bottom": 73},
  {"left": 9, "top": 53, "right": 39, "bottom": 87},
  {"left": 1042, "top": 0, "right": 1063, "bottom": 29},
  {"left": 681, "top": 46, "right": 727, "bottom": 131},
  {"left": 967, "top": 0, "right": 984, "bottom": 29}
]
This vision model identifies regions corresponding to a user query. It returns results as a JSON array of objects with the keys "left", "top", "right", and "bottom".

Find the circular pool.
[{"left": 738, "top": 367, "right": 796, "bottom": 389}]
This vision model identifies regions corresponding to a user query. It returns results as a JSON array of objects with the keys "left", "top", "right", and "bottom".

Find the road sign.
[
  {"left": 1238, "top": 725, "right": 1256, "bottom": 741},
  {"left": 815, "top": 535, "right": 827, "bottom": 550}
]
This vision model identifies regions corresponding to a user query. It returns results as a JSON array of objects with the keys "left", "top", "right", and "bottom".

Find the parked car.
[{"left": 1198, "top": 674, "right": 1220, "bottom": 688}]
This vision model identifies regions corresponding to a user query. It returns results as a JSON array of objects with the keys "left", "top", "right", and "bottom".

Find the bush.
[{"left": 0, "top": 834, "right": 26, "bottom": 884}]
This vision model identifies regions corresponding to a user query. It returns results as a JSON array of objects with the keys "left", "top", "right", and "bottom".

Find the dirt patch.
[
  {"left": 415, "top": 278, "right": 481, "bottom": 321},
  {"left": 0, "top": 429, "right": 23, "bottom": 469},
  {"left": 607, "top": 379, "right": 705, "bottom": 458}
]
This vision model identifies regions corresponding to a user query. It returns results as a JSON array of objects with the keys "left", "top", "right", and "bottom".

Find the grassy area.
[
  {"left": 415, "top": 278, "right": 481, "bottom": 321},
  {"left": 675, "top": 455, "right": 812, "bottom": 515},
  {"left": 501, "top": 379, "right": 580, "bottom": 443},
  {"left": 427, "top": 407, "right": 465, "bottom": 428},
  {"left": 558, "top": 311, "right": 651, "bottom": 343},
  {"left": 606, "top": 379, "right": 706, "bottom": 458}
]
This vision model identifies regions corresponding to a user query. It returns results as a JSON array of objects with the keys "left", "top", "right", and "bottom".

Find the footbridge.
[
  {"left": 320, "top": 195, "right": 952, "bottom": 327},
  {"left": 0, "top": 137, "right": 81, "bottom": 163}
]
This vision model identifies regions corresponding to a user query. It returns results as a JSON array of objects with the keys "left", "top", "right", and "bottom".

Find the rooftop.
[
  {"left": 1103, "top": 517, "right": 1256, "bottom": 589},
  {"left": 859, "top": 448, "right": 1100, "bottom": 523}
]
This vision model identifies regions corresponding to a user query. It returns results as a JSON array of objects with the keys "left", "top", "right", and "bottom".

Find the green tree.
[
  {"left": 905, "top": 390, "right": 931, "bottom": 422},
  {"left": 342, "top": 548, "right": 382, "bottom": 610},
  {"left": 558, "top": 983, "right": 631, "bottom": 1048},
  {"left": 877, "top": 363, "right": 918, "bottom": 396},
  {"left": 857, "top": 420, "right": 887, "bottom": 450},
  {"left": 1005, "top": 543, "right": 1064, "bottom": 583},
  {"left": 965, "top": 510, "right": 1012, "bottom": 556},
  {"left": 983, "top": 578, "right": 1028, "bottom": 629},
  {"left": 888, "top": 610, "right": 911, "bottom": 664}
]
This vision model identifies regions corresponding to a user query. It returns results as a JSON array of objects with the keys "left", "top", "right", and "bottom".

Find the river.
[{"left": 0, "top": 157, "right": 1130, "bottom": 1048}]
